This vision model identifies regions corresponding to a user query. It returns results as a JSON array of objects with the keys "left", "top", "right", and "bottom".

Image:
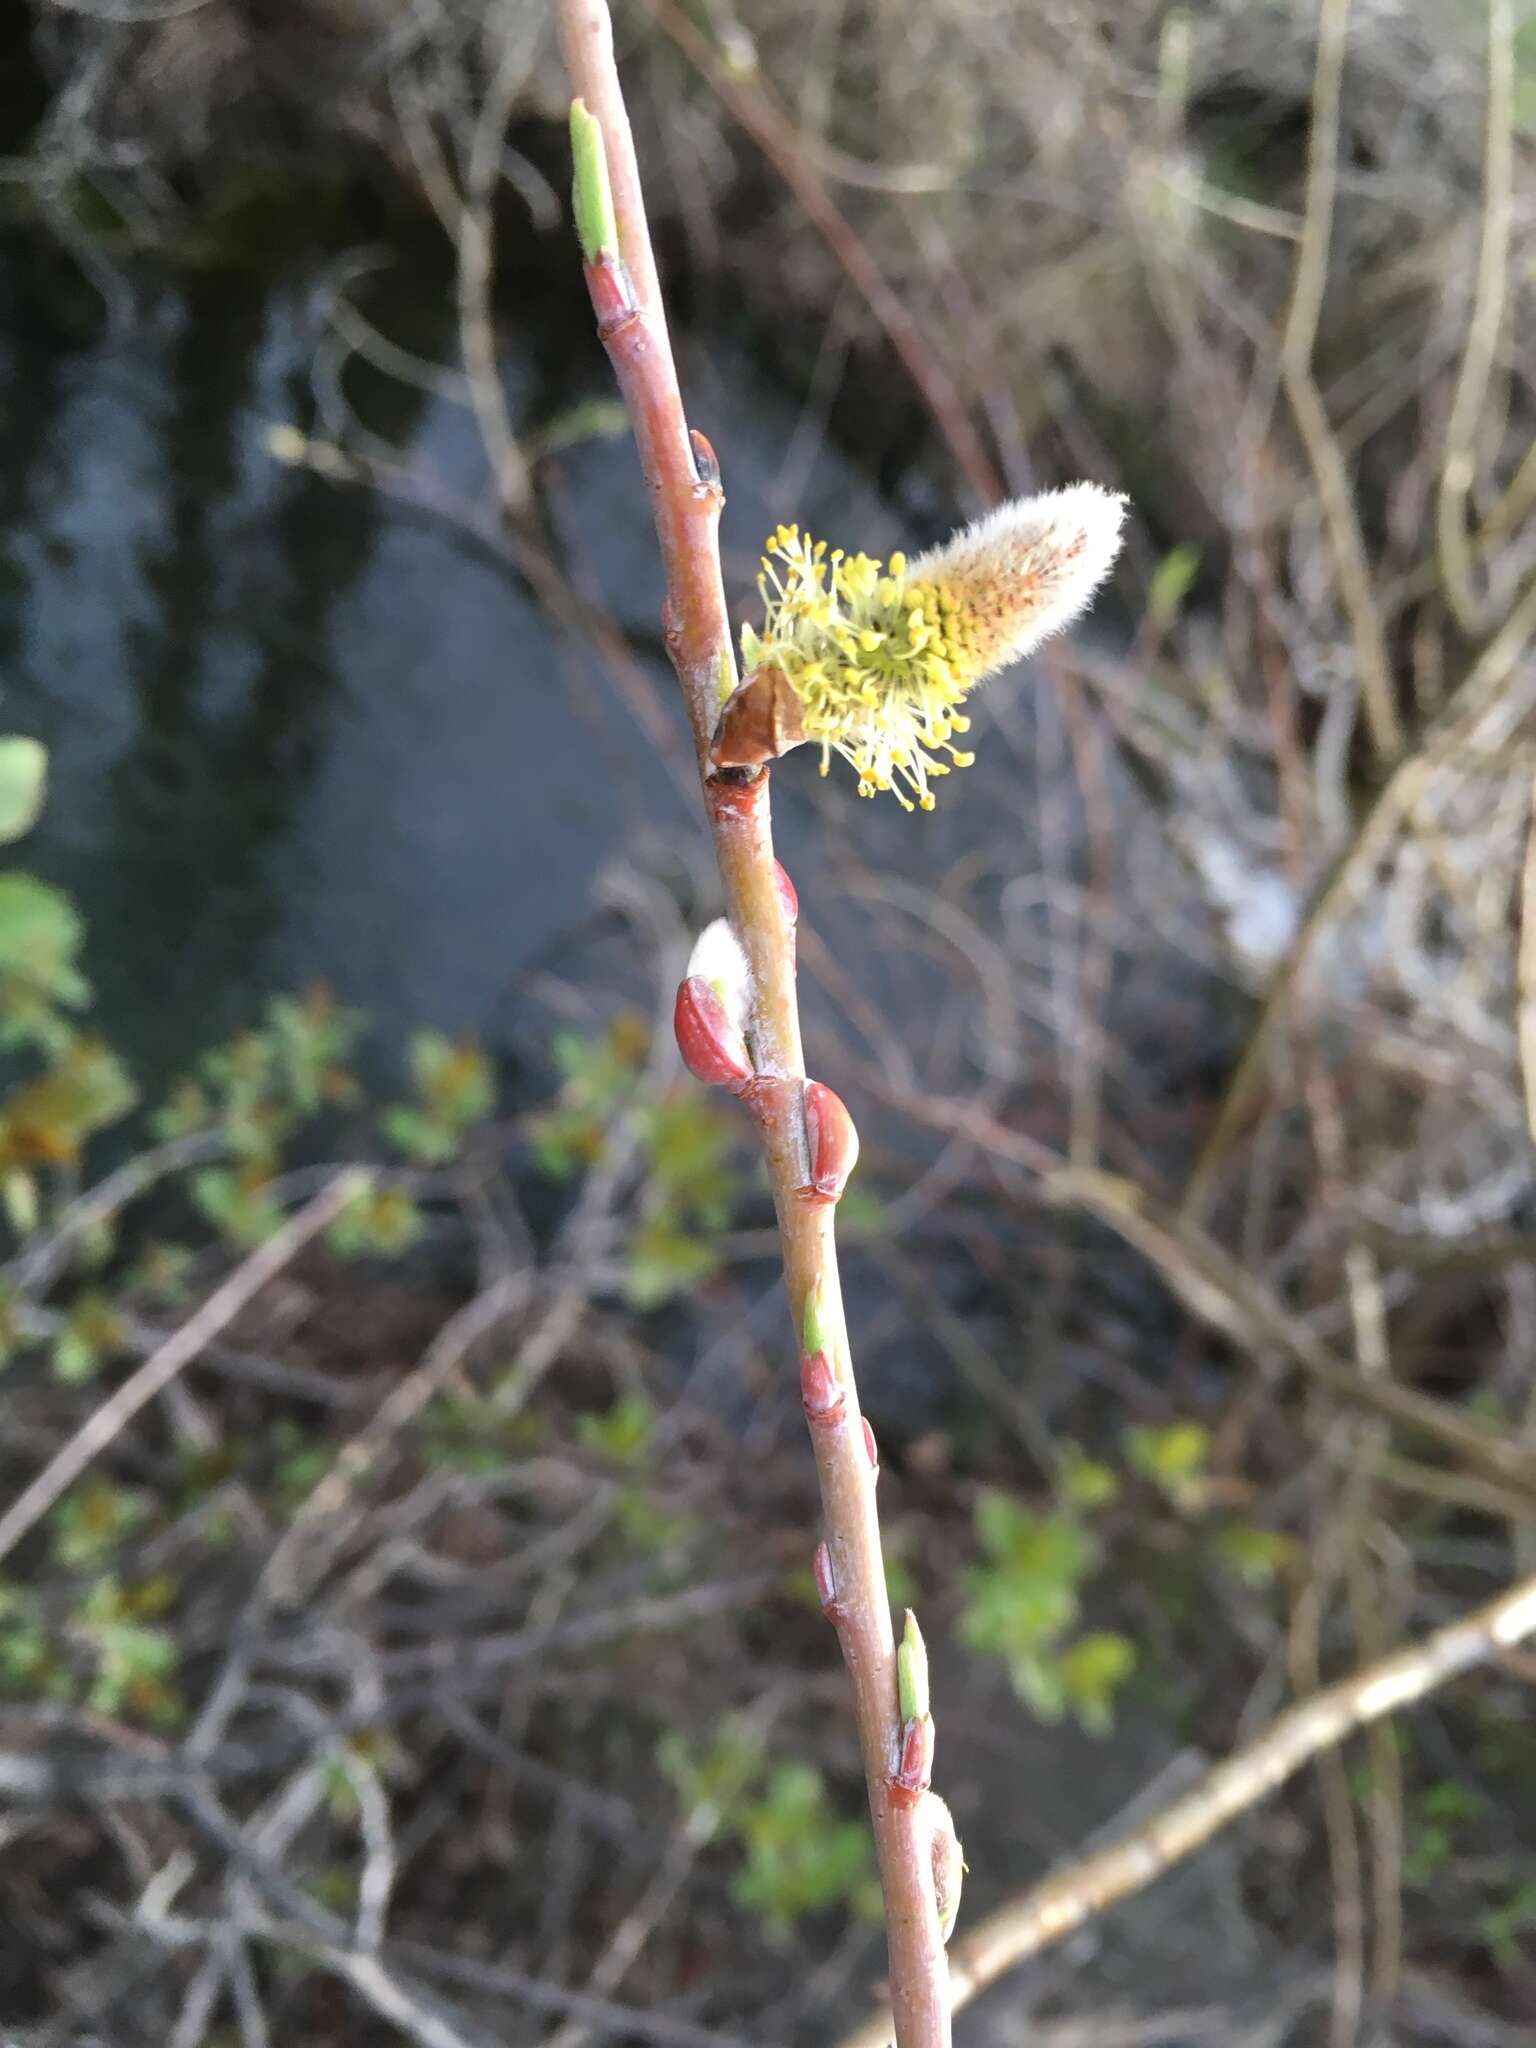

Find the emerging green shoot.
[{"left": 569, "top": 99, "right": 618, "bottom": 263}]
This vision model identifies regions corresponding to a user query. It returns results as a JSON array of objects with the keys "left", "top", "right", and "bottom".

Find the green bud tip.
[
  {"left": 801, "top": 1285, "right": 828, "bottom": 1360},
  {"left": 569, "top": 98, "right": 618, "bottom": 263},
  {"left": 897, "top": 1609, "right": 929, "bottom": 1723}
]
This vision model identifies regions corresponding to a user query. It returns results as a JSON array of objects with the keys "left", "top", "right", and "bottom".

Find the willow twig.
[
  {"left": 554, "top": 6, "right": 950, "bottom": 2041},
  {"left": 836, "top": 1570, "right": 1536, "bottom": 2048}
]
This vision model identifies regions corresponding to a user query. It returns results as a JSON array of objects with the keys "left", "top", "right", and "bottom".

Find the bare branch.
[
  {"left": 0, "top": 1172, "right": 367, "bottom": 1570},
  {"left": 837, "top": 1570, "right": 1536, "bottom": 2048},
  {"left": 1280, "top": 0, "right": 1402, "bottom": 761},
  {"left": 1436, "top": 0, "right": 1515, "bottom": 636}
]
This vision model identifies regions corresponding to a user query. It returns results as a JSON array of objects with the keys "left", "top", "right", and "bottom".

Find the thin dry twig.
[
  {"left": 836, "top": 1570, "right": 1536, "bottom": 2048},
  {"left": 1182, "top": 565, "right": 1536, "bottom": 1215},
  {"left": 0, "top": 1172, "right": 366, "bottom": 1570},
  {"left": 1436, "top": 0, "right": 1515, "bottom": 637},
  {"left": 1046, "top": 1166, "right": 1536, "bottom": 1494},
  {"left": 641, "top": 0, "right": 1003, "bottom": 511},
  {"left": 1279, "top": 0, "right": 1402, "bottom": 762},
  {"left": 1521, "top": 770, "right": 1536, "bottom": 1144},
  {"left": 456, "top": 0, "right": 539, "bottom": 523},
  {"left": 2, "top": 1131, "right": 223, "bottom": 1296}
]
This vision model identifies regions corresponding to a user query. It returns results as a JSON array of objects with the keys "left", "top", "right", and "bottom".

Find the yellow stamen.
[{"left": 736, "top": 485, "right": 1126, "bottom": 810}]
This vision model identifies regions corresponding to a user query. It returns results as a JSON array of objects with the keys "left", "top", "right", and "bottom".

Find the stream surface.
[{"left": 0, "top": 218, "right": 922, "bottom": 1091}]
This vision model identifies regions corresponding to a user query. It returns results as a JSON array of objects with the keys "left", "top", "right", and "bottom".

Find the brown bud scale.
[
  {"left": 889, "top": 1713, "right": 935, "bottom": 1806},
  {"left": 711, "top": 667, "right": 808, "bottom": 769}
]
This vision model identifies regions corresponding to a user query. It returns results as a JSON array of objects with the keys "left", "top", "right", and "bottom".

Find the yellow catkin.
[{"left": 739, "top": 486, "right": 1127, "bottom": 810}]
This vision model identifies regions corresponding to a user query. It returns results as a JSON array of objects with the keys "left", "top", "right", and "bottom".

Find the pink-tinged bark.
[{"left": 556, "top": 8, "right": 951, "bottom": 2036}]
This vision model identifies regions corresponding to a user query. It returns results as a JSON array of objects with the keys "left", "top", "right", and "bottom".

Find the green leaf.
[
  {"left": 1147, "top": 544, "right": 1200, "bottom": 627},
  {"left": 153, "top": 1079, "right": 212, "bottom": 1140},
  {"left": 384, "top": 1031, "right": 495, "bottom": 1162},
  {"left": 84, "top": 1616, "right": 179, "bottom": 1718},
  {"left": 2, "top": 1169, "right": 38, "bottom": 1237},
  {"left": 1480, "top": 1878, "right": 1536, "bottom": 1972},
  {"left": 658, "top": 1718, "right": 764, "bottom": 1816},
  {"left": 50, "top": 1481, "right": 148, "bottom": 1567},
  {"left": 884, "top": 1547, "right": 917, "bottom": 1611},
  {"left": 635, "top": 1093, "right": 736, "bottom": 1226},
  {"left": 961, "top": 1494, "right": 1100, "bottom": 1690},
  {"left": 263, "top": 986, "right": 363, "bottom": 1113},
  {"left": 0, "top": 738, "right": 47, "bottom": 845},
  {"left": 1009, "top": 1651, "right": 1068, "bottom": 1722},
  {"left": 730, "top": 1760, "right": 878, "bottom": 1941},
  {"left": 51, "top": 1291, "right": 126, "bottom": 1384},
  {"left": 0, "top": 1038, "right": 137, "bottom": 1169},
  {"left": 1210, "top": 1523, "right": 1293, "bottom": 1587},
  {"left": 0, "top": 873, "right": 88, "bottom": 1028},
  {"left": 1420, "top": 1779, "right": 1487, "bottom": 1825},
  {"left": 525, "top": 397, "right": 630, "bottom": 460},
  {"left": 614, "top": 1486, "right": 694, "bottom": 1552},
  {"left": 1124, "top": 1421, "right": 1211, "bottom": 1510},
  {"left": 576, "top": 1392, "right": 657, "bottom": 1465},
  {"left": 624, "top": 1220, "right": 718, "bottom": 1309},
  {"left": 974, "top": 1488, "right": 1036, "bottom": 1559},
  {"left": 1057, "top": 1632, "right": 1137, "bottom": 1737},
  {"left": 327, "top": 1186, "right": 422, "bottom": 1260},
  {"left": 1058, "top": 1445, "right": 1119, "bottom": 1511},
  {"left": 192, "top": 1169, "right": 283, "bottom": 1248},
  {"left": 129, "top": 1240, "right": 196, "bottom": 1306},
  {"left": 52, "top": 1327, "right": 98, "bottom": 1383},
  {"left": 380, "top": 1104, "right": 446, "bottom": 1164}
]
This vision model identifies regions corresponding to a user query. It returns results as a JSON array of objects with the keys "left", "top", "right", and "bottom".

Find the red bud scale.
[
  {"left": 673, "top": 976, "right": 752, "bottom": 1089},
  {"left": 803, "top": 1080, "right": 859, "bottom": 1202}
]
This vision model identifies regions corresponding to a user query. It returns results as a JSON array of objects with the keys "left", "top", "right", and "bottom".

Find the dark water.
[{"left": 0, "top": 219, "right": 925, "bottom": 1091}]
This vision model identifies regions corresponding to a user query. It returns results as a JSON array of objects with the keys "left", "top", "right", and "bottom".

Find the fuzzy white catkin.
[
  {"left": 685, "top": 917, "right": 753, "bottom": 1031},
  {"left": 909, "top": 482, "right": 1129, "bottom": 678}
]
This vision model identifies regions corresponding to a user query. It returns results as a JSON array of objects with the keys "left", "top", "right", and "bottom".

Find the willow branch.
[
  {"left": 836, "top": 1570, "right": 1536, "bottom": 2048},
  {"left": 555, "top": 6, "right": 949, "bottom": 2041}
]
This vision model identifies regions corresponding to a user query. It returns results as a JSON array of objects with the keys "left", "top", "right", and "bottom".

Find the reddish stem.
[{"left": 557, "top": 6, "right": 951, "bottom": 2041}]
